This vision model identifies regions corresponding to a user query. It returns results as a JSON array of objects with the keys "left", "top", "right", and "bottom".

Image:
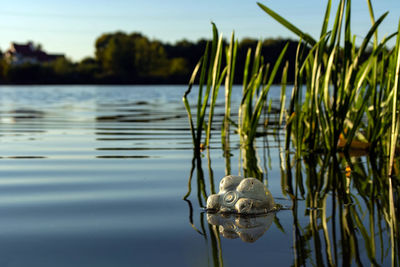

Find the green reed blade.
[
  {"left": 239, "top": 45, "right": 262, "bottom": 138},
  {"left": 345, "top": 89, "right": 373, "bottom": 150},
  {"left": 201, "top": 23, "right": 219, "bottom": 125},
  {"left": 257, "top": 2, "right": 316, "bottom": 46},
  {"left": 251, "top": 41, "right": 262, "bottom": 79},
  {"left": 320, "top": 0, "right": 332, "bottom": 38},
  {"left": 243, "top": 66, "right": 264, "bottom": 136},
  {"left": 183, "top": 58, "right": 203, "bottom": 147},
  {"left": 196, "top": 42, "right": 211, "bottom": 149},
  {"left": 197, "top": 42, "right": 209, "bottom": 127},
  {"left": 279, "top": 61, "right": 289, "bottom": 126},
  {"left": 355, "top": 12, "right": 388, "bottom": 64},
  {"left": 344, "top": 0, "right": 352, "bottom": 67},
  {"left": 366, "top": 0, "right": 379, "bottom": 144},
  {"left": 225, "top": 33, "right": 238, "bottom": 91},
  {"left": 206, "top": 23, "right": 219, "bottom": 87},
  {"left": 206, "top": 34, "right": 225, "bottom": 147},
  {"left": 198, "top": 24, "right": 222, "bottom": 148},
  {"left": 222, "top": 32, "right": 238, "bottom": 144},
  {"left": 243, "top": 48, "right": 252, "bottom": 92},
  {"left": 248, "top": 43, "right": 289, "bottom": 143},
  {"left": 389, "top": 19, "right": 400, "bottom": 176},
  {"left": 329, "top": 0, "right": 345, "bottom": 48},
  {"left": 285, "top": 39, "right": 305, "bottom": 152},
  {"left": 298, "top": 32, "right": 330, "bottom": 75},
  {"left": 323, "top": 46, "right": 336, "bottom": 111},
  {"left": 366, "top": 0, "right": 378, "bottom": 47},
  {"left": 266, "top": 43, "right": 289, "bottom": 87}
]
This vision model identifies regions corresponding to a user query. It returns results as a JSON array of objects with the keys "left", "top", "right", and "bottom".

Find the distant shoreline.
[
  {"left": 0, "top": 32, "right": 301, "bottom": 86},
  {"left": 0, "top": 82, "right": 289, "bottom": 86}
]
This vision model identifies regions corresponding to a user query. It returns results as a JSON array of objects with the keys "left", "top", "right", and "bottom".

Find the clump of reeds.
[
  {"left": 263, "top": 1, "right": 400, "bottom": 264},
  {"left": 238, "top": 41, "right": 288, "bottom": 146},
  {"left": 184, "top": 0, "right": 400, "bottom": 177},
  {"left": 182, "top": 24, "right": 225, "bottom": 152},
  {"left": 258, "top": 0, "right": 399, "bottom": 157},
  {"left": 183, "top": 24, "right": 289, "bottom": 151}
]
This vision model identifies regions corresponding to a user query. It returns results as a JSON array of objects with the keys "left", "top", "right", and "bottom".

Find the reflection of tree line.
[
  {"left": 184, "top": 141, "right": 400, "bottom": 266},
  {"left": 0, "top": 32, "right": 300, "bottom": 84}
]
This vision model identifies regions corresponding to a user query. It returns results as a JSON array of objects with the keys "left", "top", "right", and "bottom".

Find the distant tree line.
[{"left": 0, "top": 31, "right": 302, "bottom": 84}]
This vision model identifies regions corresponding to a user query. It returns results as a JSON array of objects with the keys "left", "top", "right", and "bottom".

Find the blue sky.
[{"left": 1, "top": 0, "right": 399, "bottom": 61}]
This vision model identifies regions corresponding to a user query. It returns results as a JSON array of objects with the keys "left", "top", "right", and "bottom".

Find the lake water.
[{"left": 0, "top": 85, "right": 395, "bottom": 266}]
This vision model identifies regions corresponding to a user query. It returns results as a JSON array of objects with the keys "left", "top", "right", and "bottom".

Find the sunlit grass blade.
[
  {"left": 183, "top": 58, "right": 203, "bottom": 148},
  {"left": 329, "top": 0, "right": 345, "bottom": 48},
  {"left": 366, "top": 0, "right": 378, "bottom": 47},
  {"left": 353, "top": 12, "right": 388, "bottom": 67},
  {"left": 257, "top": 2, "right": 316, "bottom": 46},
  {"left": 248, "top": 43, "right": 289, "bottom": 143},
  {"left": 222, "top": 32, "right": 238, "bottom": 148},
  {"left": 320, "top": 0, "right": 332, "bottom": 38},
  {"left": 279, "top": 61, "right": 289, "bottom": 126},
  {"left": 196, "top": 43, "right": 211, "bottom": 149},
  {"left": 206, "top": 35, "right": 226, "bottom": 147},
  {"left": 242, "top": 48, "right": 252, "bottom": 93},
  {"left": 389, "top": 19, "right": 400, "bottom": 176}
]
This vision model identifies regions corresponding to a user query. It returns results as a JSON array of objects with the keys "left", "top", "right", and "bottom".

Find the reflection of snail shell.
[
  {"left": 222, "top": 191, "right": 239, "bottom": 206},
  {"left": 207, "top": 213, "right": 275, "bottom": 243}
]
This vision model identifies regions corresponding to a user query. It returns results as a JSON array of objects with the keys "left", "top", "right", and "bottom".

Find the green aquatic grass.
[
  {"left": 389, "top": 20, "right": 400, "bottom": 176},
  {"left": 183, "top": 24, "right": 288, "bottom": 150},
  {"left": 183, "top": 2, "right": 400, "bottom": 265},
  {"left": 238, "top": 40, "right": 288, "bottom": 146},
  {"left": 259, "top": 0, "right": 399, "bottom": 158},
  {"left": 280, "top": 151, "right": 400, "bottom": 266},
  {"left": 182, "top": 23, "right": 226, "bottom": 151},
  {"left": 387, "top": 19, "right": 400, "bottom": 267},
  {"left": 261, "top": 1, "right": 400, "bottom": 263},
  {"left": 222, "top": 32, "right": 238, "bottom": 146},
  {"left": 184, "top": 0, "right": 400, "bottom": 173}
]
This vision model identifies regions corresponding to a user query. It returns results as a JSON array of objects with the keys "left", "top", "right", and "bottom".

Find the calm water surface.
[{"left": 0, "top": 85, "right": 393, "bottom": 266}]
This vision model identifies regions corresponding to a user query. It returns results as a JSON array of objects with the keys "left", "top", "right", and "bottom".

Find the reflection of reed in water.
[
  {"left": 283, "top": 153, "right": 400, "bottom": 266},
  {"left": 183, "top": 141, "right": 277, "bottom": 264},
  {"left": 183, "top": 152, "right": 223, "bottom": 267},
  {"left": 240, "top": 144, "right": 264, "bottom": 181},
  {"left": 183, "top": 142, "right": 277, "bottom": 266},
  {"left": 184, "top": 132, "right": 399, "bottom": 266}
]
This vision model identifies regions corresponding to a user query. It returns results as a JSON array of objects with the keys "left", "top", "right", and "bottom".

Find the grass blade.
[{"left": 257, "top": 2, "right": 316, "bottom": 46}]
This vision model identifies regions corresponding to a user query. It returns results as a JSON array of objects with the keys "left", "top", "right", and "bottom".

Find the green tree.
[
  {"left": 51, "top": 57, "right": 74, "bottom": 76},
  {"left": 96, "top": 32, "right": 135, "bottom": 76},
  {"left": 76, "top": 57, "right": 100, "bottom": 82},
  {"left": 0, "top": 59, "right": 7, "bottom": 82},
  {"left": 94, "top": 32, "right": 171, "bottom": 82},
  {"left": 167, "top": 57, "right": 189, "bottom": 81},
  {"left": 6, "top": 63, "right": 53, "bottom": 84}
]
